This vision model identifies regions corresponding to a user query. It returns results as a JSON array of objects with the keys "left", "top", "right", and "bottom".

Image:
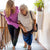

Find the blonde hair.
[
  {"left": 20, "top": 4, "right": 28, "bottom": 12},
  {"left": 5, "top": 0, "right": 15, "bottom": 17}
]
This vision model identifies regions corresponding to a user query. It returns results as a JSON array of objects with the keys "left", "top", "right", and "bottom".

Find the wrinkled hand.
[
  {"left": 23, "top": 27, "right": 27, "bottom": 33},
  {"left": 19, "top": 24, "right": 27, "bottom": 33}
]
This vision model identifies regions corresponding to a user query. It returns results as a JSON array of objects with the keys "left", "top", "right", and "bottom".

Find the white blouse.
[{"left": 18, "top": 11, "right": 36, "bottom": 31}]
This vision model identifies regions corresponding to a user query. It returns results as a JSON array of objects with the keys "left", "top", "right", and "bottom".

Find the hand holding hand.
[
  {"left": 23, "top": 27, "right": 27, "bottom": 33},
  {"left": 19, "top": 24, "right": 23, "bottom": 28},
  {"left": 18, "top": 21, "right": 21, "bottom": 24}
]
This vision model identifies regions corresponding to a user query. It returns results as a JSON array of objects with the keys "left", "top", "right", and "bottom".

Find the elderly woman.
[{"left": 18, "top": 4, "right": 36, "bottom": 50}]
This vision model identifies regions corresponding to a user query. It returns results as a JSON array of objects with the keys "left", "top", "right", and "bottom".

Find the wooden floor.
[{"left": 1, "top": 33, "right": 44, "bottom": 50}]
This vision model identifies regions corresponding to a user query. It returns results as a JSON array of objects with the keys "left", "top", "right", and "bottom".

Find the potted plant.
[
  {"left": 34, "top": 0, "right": 44, "bottom": 11},
  {"left": 34, "top": 0, "right": 44, "bottom": 30}
]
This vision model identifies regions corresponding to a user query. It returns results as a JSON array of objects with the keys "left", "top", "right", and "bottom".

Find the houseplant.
[{"left": 34, "top": 0, "right": 44, "bottom": 11}]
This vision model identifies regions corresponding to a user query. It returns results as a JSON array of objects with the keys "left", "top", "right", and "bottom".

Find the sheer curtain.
[{"left": 0, "top": 0, "right": 36, "bottom": 11}]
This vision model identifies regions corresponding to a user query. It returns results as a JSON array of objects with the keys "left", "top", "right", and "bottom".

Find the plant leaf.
[{"left": 33, "top": 0, "right": 44, "bottom": 8}]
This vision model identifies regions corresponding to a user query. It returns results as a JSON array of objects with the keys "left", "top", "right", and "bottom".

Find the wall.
[
  {"left": 0, "top": 0, "right": 36, "bottom": 11},
  {"left": 38, "top": 0, "right": 50, "bottom": 49}
]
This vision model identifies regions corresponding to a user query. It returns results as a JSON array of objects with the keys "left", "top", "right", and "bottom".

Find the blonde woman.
[
  {"left": 18, "top": 4, "right": 36, "bottom": 50},
  {"left": 3, "top": 0, "right": 20, "bottom": 49}
]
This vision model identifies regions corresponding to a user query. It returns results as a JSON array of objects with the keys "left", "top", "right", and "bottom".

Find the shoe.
[
  {"left": 28, "top": 47, "right": 31, "bottom": 50},
  {"left": 28, "top": 45, "right": 31, "bottom": 50}
]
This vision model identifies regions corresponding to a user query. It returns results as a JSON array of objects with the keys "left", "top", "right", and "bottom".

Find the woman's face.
[
  {"left": 20, "top": 9, "right": 27, "bottom": 15},
  {"left": 11, "top": 5, "right": 15, "bottom": 9}
]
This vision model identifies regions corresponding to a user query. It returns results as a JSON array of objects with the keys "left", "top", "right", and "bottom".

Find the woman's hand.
[
  {"left": 19, "top": 24, "right": 27, "bottom": 33},
  {"left": 22, "top": 27, "right": 27, "bottom": 33},
  {"left": 18, "top": 21, "right": 21, "bottom": 24}
]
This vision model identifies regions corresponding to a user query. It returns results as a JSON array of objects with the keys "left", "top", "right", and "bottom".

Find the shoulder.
[
  {"left": 29, "top": 11, "right": 35, "bottom": 16},
  {"left": 18, "top": 12, "right": 22, "bottom": 20},
  {"left": 29, "top": 11, "right": 35, "bottom": 14},
  {"left": 18, "top": 12, "right": 23, "bottom": 20},
  {"left": 15, "top": 6, "right": 18, "bottom": 10},
  {"left": 15, "top": 6, "right": 19, "bottom": 13},
  {"left": 29, "top": 11, "right": 36, "bottom": 19}
]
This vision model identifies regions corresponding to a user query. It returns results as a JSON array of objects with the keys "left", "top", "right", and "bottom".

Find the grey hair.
[{"left": 20, "top": 4, "right": 28, "bottom": 12}]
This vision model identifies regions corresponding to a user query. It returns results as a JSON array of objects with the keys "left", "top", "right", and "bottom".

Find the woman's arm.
[
  {"left": 19, "top": 24, "right": 27, "bottom": 33},
  {"left": 33, "top": 19, "right": 36, "bottom": 30},
  {"left": 34, "top": 19, "right": 36, "bottom": 25},
  {"left": 33, "top": 19, "right": 37, "bottom": 31},
  {"left": 31, "top": 11, "right": 36, "bottom": 30},
  {"left": 18, "top": 21, "right": 27, "bottom": 32}
]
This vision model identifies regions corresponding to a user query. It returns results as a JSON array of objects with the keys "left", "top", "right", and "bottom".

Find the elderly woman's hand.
[
  {"left": 23, "top": 27, "right": 27, "bottom": 33},
  {"left": 19, "top": 24, "right": 27, "bottom": 33},
  {"left": 18, "top": 20, "right": 27, "bottom": 33},
  {"left": 19, "top": 24, "right": 23, "bottom": 28}
]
